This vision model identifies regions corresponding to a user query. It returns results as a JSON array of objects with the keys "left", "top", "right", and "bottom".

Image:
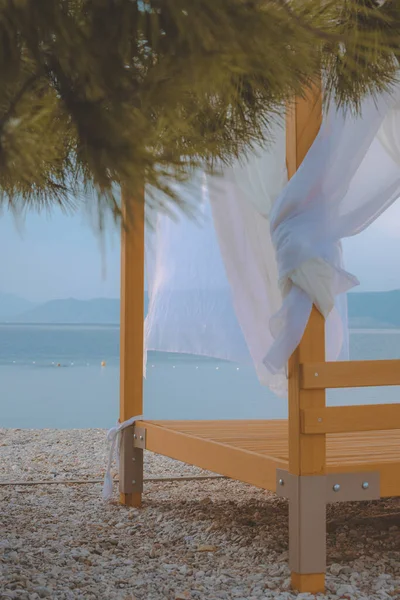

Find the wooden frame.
[
  {"left": 143, "top": 420, "right": 285, "bottom": 491},
  {"left": 119, "top": 85, "right": 400, "bottom": 594},
  {"left": 128, "top": 420, "right": 399, "bottom": 498}
]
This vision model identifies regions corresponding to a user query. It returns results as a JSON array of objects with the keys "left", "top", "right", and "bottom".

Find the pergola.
[{"left": 116, "top": 86, "right": 400, "bottom": 594}]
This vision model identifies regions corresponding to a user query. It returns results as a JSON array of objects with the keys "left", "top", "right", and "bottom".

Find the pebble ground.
[{"left": 1, "top": 429, "right": 399, "bottom": 600}]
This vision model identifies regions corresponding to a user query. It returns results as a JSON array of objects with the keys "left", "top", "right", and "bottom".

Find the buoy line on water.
[{"left": 13, "top": 361, "right": 239, "bottom": 370}]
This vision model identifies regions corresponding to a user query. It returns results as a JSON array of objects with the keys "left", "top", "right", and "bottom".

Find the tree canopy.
[{"left": 0, "top": 0, "right": 399, "bottom": 221}]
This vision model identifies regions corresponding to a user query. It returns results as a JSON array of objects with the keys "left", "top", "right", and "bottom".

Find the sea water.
[{"left": 0, "top": 324, "right": 399, "bottom": 429}]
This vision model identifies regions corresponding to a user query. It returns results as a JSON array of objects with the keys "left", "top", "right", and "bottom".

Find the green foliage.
[
  {"left": 0, "top": 0, "right": 398, "bottom": 221},
  {"left": 318, "top": 0, "right": 400, "bottom": 109}
]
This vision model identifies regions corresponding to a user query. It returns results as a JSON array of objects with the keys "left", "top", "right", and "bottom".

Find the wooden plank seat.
[{"left": 138, "top": 419, "right": 400, "bottom": 498}]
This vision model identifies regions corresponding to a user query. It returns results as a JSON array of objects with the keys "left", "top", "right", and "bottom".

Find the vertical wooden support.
[
  {"left": 119, "top": 189, "right": 145, "bottom": 507},
  {"left": 285, "top": 85, "right": 322, "bottom": 180},
  {"left": 286, "top": 85, "right": 326, "bottom": 594}
]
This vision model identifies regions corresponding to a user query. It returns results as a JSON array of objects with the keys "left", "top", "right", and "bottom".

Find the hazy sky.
[
  {"left": 1, "top": 199, "right": 400, "bottom": 302},
  {"left": 0, "top": 208, "right": 121, "bottom": 302}
]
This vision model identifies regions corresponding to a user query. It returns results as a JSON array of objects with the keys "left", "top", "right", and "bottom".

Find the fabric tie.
[{"left": 102, "top": 415, "right": 143, "bottom": 501}]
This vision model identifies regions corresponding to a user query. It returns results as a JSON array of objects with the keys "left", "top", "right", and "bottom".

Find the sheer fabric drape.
[
  {"left": 145, "top": 90, "right": 400, "bottom": 399},
  {"left": 264, "top": 91, "right": 400, "bottom": 376}
]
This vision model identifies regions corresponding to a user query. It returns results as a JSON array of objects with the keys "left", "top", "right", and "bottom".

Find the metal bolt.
[
  {"left": 279, "top": 479, "right": 284, "bottom": 486},
  {"left": 132, "top": 480, "right": 136, "bottom": 484},
  {"left": 362, "top": 481, "right": 369, "bottom": 490},
  {"left": 333, "top": 484, "right": 341, "bottom": 493},
  {"left": 134, "top": 434, "right": 137, "bottom": 439},
  {"left": 132, "top": 457, "right": 136, "bottom": 462},
  {"left": 315, "top": 372, "right": 319, "bottom": 377},
  {"left": 317, "top": 418, "right": 323, "bottom": 423},
  {"left": 139, "top": 435, "right": 144, "bottom": 441}
]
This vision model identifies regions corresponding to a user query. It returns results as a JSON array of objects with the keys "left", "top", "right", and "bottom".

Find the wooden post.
[
  {"left": 119, "top": 188, "right": 145, "bottom": 507},
  {"left": 286, "top": 85, "right": 326, "bottom": 593},
  {"left": 285, "top": 85, "right": 322, "bottom": 180}
]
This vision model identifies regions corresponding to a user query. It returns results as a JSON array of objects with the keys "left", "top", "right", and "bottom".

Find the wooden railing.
[
  {"left": 301, "top": 403, "right": 400, "bottom": 434},
  {"left": 299, "top": 359, "right": 400, "bottom": 433},
  {"left": 301, "top": 359, "right": 400, "bottom": 389}
]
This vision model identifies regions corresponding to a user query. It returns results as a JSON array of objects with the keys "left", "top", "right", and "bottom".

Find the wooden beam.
[
  {"left": 119, "top": 189, "right": 145, "bottom": 507},
  {"left": 140, "top": 421, "right": 285, "bottom": 492},
  {"left": 286, "top": 85, "right": 325, "bottom": 593},
  {"left": 301, "top": 404, "right": 400, "bottom": 434},
  {"left": 301, "top": 359, "right": 400, "bottom": 389}
]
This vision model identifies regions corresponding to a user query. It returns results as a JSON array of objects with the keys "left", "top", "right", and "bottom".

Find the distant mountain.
[
  {"left": 14, "top": 298, "right": 121, "bottom": 324},
  {"left": 0, "top": 293, "right": 37, "bottom": 320},
  {"left": 2, "top": 289, "right": 400, "bottom": 328}
]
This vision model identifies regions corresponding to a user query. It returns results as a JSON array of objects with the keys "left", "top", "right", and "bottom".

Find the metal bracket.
[
  {"left": 119, "top": 425, "right": 145, "bottom": 495},
  {"left": 325, "top": 471, "right": 380, "bottom": 503},
  {"left": 133, "top": 427, "right": 146, "bottom": 450},
  {"left": 276, "top": 469, "right": 380, "bottom": 503},
  {"left": 276, "top": 469, "right": 380, "bottom": 575}
]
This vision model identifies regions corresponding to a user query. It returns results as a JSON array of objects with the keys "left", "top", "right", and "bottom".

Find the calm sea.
[{"left": 0, "top": 324, "right": 399, "bottom": 429}]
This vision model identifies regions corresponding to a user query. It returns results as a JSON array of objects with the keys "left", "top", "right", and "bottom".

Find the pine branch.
[
  {"left": 276, "top": 0, "right": 343, "bottom": 42},
  {"left": 0, "top": 71, "right": 40, "bottom": 128},
  {"left": 0, "top": 0, "right": 398, "bottom": 222}
]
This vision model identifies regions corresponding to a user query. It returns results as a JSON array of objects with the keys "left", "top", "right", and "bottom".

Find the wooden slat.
[
  {"left": 140, "top": 421, "right": 285, "bottom": 492},
  {"left": 301, "top": 404, "right": 400, "bottom": 434},
  {"left": 301, "top": 360, "right": 400, "bottom": 389},
  {"left": 119, "top": 189, "right": 145, "bottom": 507}
]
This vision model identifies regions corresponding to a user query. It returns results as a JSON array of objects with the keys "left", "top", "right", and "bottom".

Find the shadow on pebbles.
[{"left": 0, "top": 429, "right": 399, "bottom": 600}]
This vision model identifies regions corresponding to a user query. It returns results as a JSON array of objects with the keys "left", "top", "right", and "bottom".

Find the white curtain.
[
  {"left": 206, "top": 129, "right": 288, "bottom": 396},
  {"left": 145, "top": 89, "right": 400, "bottom": 399},
  {"left": 378, "top": 102, "right": 400, "bottom": 165},
  {"left": 264, "top": 90, "right": 400, "bottom": 375},
  {"left": 144, "top": 174, "right": 251, "bottom": 367},
  {"left": 144, "top": 123, "right": 288, "bottom": 395}
]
